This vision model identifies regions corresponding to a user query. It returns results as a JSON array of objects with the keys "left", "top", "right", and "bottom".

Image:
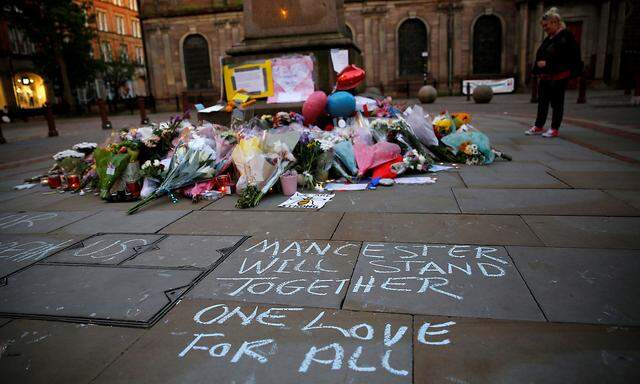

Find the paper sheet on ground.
[
  {"left": 13, "top": 183, "right": 37, "bottom": 190},
  {"left": 279, "top": 192, "right": 335, "bottom": 209},
  {"left": 429, "top": 164, "right": 455, "bottom": 172},
  {"left": 325, "top": 183, "right": 368, "bottom": 191},
  {"left": 395, "top": 176, "right": 437, "bottom": 185},
  {"left": 330, "top": 49, "right": 349, "bottom": 73},
  {"left": 199, "top": 105, "right": 225, "bottom": 113}
]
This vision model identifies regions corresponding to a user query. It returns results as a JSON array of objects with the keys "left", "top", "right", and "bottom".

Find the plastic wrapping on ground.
[
  {"left": 353, "top": 141, "right": 402, "bottom": 176},
  {"left": 332, "top": 140, "right": 358, "bottom": 176},
  {"left": 441, "top": 131, "right": 496, "bottom": 164},
  {"left": 403, "top": 105, "right": 438, "bottom": 146}
]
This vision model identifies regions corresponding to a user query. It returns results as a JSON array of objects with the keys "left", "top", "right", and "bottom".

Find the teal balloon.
[{"left": 326, "top": 91, "right": 356, "bottom": 118}]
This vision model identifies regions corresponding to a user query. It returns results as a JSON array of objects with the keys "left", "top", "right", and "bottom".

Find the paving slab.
[
  {"left": 203, "top": 192, "right": 297, "bottom": 211},
  {"left": 187, "top": 238, "right": 361, "bottom": 308},
  {"left": 458, "top": 169, "right": 568, "bottom": 189},
  {"left": 523, "top": 216, "right": 640, "bottom": 249},
  {"left": 0, "top": 234, "right": 80, "bottom": 278},
  {"left": 0, "top": 211, "right": 94, "bottom": 234},
  {"left": 424, "top": 171, "right": 466, "bottom": 188},
  {"left": 413, "top": 316, "right": 640, "bottom": 384},
  {"left": 0, "top": 189, "right": 40, "bottom": 203},
  {"left": 53, "top": 210, "right": 190, "bottom": 235},
  {"left": 124, "top": 235, "right": 245, "bottom": 269},
  {"left": 0, "top": 264, "right": 201, "bottom": 326},
  {"left": 93, "top": 299, "right": 414, "bottom": 384},
  {"left": 0, "top": 190, "right": 75, "bottom": 211},
  {"left": 548, "top": 170, "right": 640, "bottom": 190},
  {"left": 333, "top": 213, "right": 542, "bottom": 246},
  {"left": 540, "top": 160, "right": 640, "bottom": 172},
  {"left": 45, "top": 234, "right": 163, "bottom": 265},
  {"left": 342, "top": 242, "right": 543, "bottom": 321},
  {"left": 43, "top": 193, "right": 212, "bottom": 212},
  {"left": 322, "top": 186, "right": 460, "bottom": 213},
  {"left": 508, "top": 246, "right": 640, "bottom": 325},
  {"left": 605, "top": 190, "right": 640, "bottom": 210},
  {"left": 453, "top": 188, "right": 637, "bottom": 216},
  {"left": 548, "top": 146, "right": 618, "bottom": 162},
  {"left": 0, "top": 318, "right": 10, "bottom": 327},
  {"left": 0, "top": 319, "right": 142, "bottom": 384},
  {"left": 161, "top": 211, "right": 343, "bottom": 240}
]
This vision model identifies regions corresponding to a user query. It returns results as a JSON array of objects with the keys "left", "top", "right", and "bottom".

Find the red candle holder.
[
  {"left": 67, "top": 175, "right": 81, "bottom": 190},
  {"left": 47, "top": 175, "right": 61, "bottom": 189},
  {"left": 126, "top": 181, "right": 141, "bottom": 199}
]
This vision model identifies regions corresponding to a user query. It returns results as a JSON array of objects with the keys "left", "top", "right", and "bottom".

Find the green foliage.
[{"left": 96, "top": 55, "right": 137, "bottom": 94}]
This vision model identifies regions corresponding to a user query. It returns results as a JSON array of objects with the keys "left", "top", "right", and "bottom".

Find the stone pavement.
[{"left": 0, "top": 100, "right": 639, "bottom": 383}]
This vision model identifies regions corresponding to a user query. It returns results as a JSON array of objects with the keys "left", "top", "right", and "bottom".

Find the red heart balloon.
[{"left": 336, "top": 65, "right": 366, "bottom": 90}]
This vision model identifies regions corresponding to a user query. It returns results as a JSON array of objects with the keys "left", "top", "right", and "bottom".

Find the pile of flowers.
[{"left": 39, "top": 65, "right": 511, "bottom": 211}]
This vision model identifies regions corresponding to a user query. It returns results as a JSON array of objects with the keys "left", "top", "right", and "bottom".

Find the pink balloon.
[{"left": 302, "top": 91, "right": 328, "bottom": 125}]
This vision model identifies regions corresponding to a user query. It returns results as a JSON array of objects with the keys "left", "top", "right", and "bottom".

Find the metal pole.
[
  {"left": 138, "top": 96, "right": 149, "bottom": 124},
  {"left": 466, "top": 82, "right": 471, "bottom": 101},
  {"left": 98, "top": 98, "right": 112, "bottom": 129},
  {"left": 0, "top": 118, "right": 6, "bottom": 144},
  {"left": 447, "top": 3, "right": 453, "bottom": 96},
  {"left": 45, "top": 103, "right": 58, "bottom": 137}
]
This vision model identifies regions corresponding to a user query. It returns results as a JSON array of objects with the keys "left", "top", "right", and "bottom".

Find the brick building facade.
[{"left": 140, "top": 0, "right": 632, "bottom": 107}]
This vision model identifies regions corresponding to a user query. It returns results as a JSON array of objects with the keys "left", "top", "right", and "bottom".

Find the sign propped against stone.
[
  {"left": 187, "top": 239, "right": 360, "bottom": 308},
  {"left": 92, "top": 300, "right": 455, "bottom": 384},
  {"left": 343, "top": 242, "right": 544, "bottom": 321}
]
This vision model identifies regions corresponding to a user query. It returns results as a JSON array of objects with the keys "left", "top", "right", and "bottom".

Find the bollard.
[
  {"left": 45, "top": 103, "right": 58, "bottom": 137},
  {"left": 138, "top": 96, "right": 149, "bottom": 124},
  {"left": 0, "top": 118, "right": 6, "bottom": 144},
  {"left": 466, "top": 82, "right": 471, "bottom": 101},
  {"left": 98, "top": 99, "right": 112, "bottom": 130},
  {"left": 530, "top": 76, "right": 538, "bottom": 103},
  {"left": 577, "top": 75, "right": 587, "bottom": 104}
]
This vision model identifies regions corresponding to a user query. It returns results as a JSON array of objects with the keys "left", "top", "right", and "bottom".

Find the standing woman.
[{"left": 526, "top": 8, "right": 582, "bottom": 138}]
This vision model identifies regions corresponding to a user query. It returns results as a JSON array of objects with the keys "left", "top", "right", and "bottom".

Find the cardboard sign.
[{"left": 223, "top": 61, "right": 274, "bottom": 101}]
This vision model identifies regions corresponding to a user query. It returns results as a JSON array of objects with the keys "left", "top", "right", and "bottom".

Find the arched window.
[
  {"left": 398, "top": 19, "right": 428, "bottom": 76},
  {"left": 473, "top": 15, "right": 502, "bottom": 74},
  {"left": 183, "top": 34, "right": 212, "bottom": 90},
  {"left": 345, "top": 25, "right": 354, "bottom": 41}
]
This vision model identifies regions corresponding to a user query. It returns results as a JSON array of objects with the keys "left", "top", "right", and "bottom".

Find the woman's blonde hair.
[{"left": 542, "top": 7, "right": 566, "bottom": 27}]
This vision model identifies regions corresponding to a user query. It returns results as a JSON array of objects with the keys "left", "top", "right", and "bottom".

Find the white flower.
[
  {"left": 153, "top": 159, "right": 161, "bottom": 167},
  {"left": 141, "top": 160, "right": 151, "bottom": 169},
  {"left": 158, "top": 122, "right": 169, "bottom": 130},
  {"left": 418, "top": 155, "right": 426, "bottom": 163},
  {"left": 72, "top": 142, "right": 97, "bottom": 150},
  {"left": 53, "top": 150, "right": 84, "bottom": 161}
]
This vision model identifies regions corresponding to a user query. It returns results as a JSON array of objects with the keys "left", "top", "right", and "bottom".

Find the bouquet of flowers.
[
  {"left": 127, "top": 143, "right": 214, "bottom": 214},
  {"left": 72, "top": 142, "right": 97, "bottom": 156},
  {"left": 236, "top": 131, "right": 300, "bottom": 208},
  {"left": 52, "top": 150, "right": 87, "bottom": 176},
  {"left": 451, "top": 112, "right": 472, "bottom": 128},
  {"left": 293, "top": 134, "right": 324, "bottom": 189},
  {"left": 432, "top": 113, "right": 455, "bottom": 139},
  {"left": 140, "top": 159, "right": 165, "bottom": 179}
]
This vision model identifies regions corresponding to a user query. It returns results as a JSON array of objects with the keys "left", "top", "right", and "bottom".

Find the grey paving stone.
[
  {"left": 93, "top": 299, "right": 413, "bottom": 384},
  {"left": 0, "top": 189, "right": 40, "bottom": 203},
  {"left": 161, "top": 211, "right": 343, "bottom": 240},
  {"left": 333, "top": 213, "right": 542, "bottom": 246},
  {"left": 322, "top": 186, "right": 460, "bottom": 213},
  {"left": 523, "top": 216, "right": 640, "bottom": 249},
  {"left": 44, "top": 193, "right": 212, "bottom": 212},
  {"left": 342, "top": 242, "right": 543, "bottom": 321},
  {"left": 548, "top": 170, "right": 640, "bottom": 190},
  {"left": 0, "top": 265, "right": 201, "bottom": 325},
  {"left": 0, "top": 318, "right": 10, "bottom": 327},
  {"left": 458, "top": 170, "right": 568, "bottom": 189},
  {"left": 54, "top": 210, "right": 190, "bottom": 235},
  {"left": 45, "top": 234, "right": 163, "bottom": 265},
  {"left": 0, "top": 234, "right": 80, "bottom": 278},
  {"left": 187, "top": 238, "right": 361, "bottom": 308},
  {"left": 203, "top": 192, "right": 294, "bottom": 211},
  {"left": 615, "top": 150, "right": 640, "bottom": 161},
  {"left": 508, "top": 246, "right": 640, "bottom": 325},
  {"left": 124, "top": 235, "right": 244, "bottom": 269},
  {"left": 0, "top": 319, "right": 142, "bottom": 384},
  {"left": 413, "top": 316, "right": 640, "bottom": 384},
  {"left": 0, "top": 191, "right": 75, "bottom": 211},
  {"left": 453, "top": 188, "right": 637, "bottom": 216},
  {"left": 540, "top": 160, "right": 640, "bottom": 172},
  {"left": 426, "top": 171, "right": 466, "bottom": 188},
  {"left": 0, "top": 211, "right": 94, "bottom": 234},
  {"left": 547, "top": 147, "right": 618, "bottom": 162},
  {"left": 605, "top": 190, "right": 640, "bottom": 210}
]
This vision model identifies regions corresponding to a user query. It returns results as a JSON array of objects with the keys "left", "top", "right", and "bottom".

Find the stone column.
[
  {"left": 161, "top": 26, "right": 176, "bottom": 95},
  {"left": 595, "top": 1, "right": 611, "bottom": 79},
  {"left": 363, "top": 16, "right": 374, "bottom": 85},
  {"left": 610, "top": 1, "right": 626, "bottom": 81},
  {"left": 518, "top": 2, "right": 530, "bottom": 86}
]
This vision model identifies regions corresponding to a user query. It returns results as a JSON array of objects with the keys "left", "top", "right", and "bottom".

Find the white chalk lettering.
[
  {"left": 298, "top": 343, "right": 344, "bottom": 373},
  {"left": 351, "top": 276, "right": 375, "bottom": 293},
  {"left": 301, "top": 311, "right": 350, "bottom": 337},
  {"left": 238, "top": 257, "right": 280, "bottom": 275},
  {"left": 282, "top": 241, "right": 302, "bottom": 257},
  {"left": 333, "top": 243, "right": 357, "bottom": 256},
  {"left": 369, "top": 260, "right": 401, "bottom": 273},
  {"left": 477, "top": 262, "right": 505, "bottom": 277},
  {"left": 178, "top": 333, "right": 224, "bottom": 357},
  {"left": 475, "top": 246, "right": 507, "bottom": 265},
  {"left": 447, "top": 262, "right": 472, "bottom": 276},
  {"left": 256, "top": 307, "right": 303, "bottom": 328},
  {"left": 276, "top": 279, "right": 306, "bottom": 295},
  {"left": 305, "top": 242, "right": 331, "bottom": 256},
  {"left": 448, "top": 245, "right": 470, "bottom": 258},
  {"left": 0, "top": 213, "right": 58, "bottom": 230},
  {"left": 244, "top": 239, "right": 280, "bottom": 256},
  {"left": 380, "top": 277, "right": 412, "bottom": 292},
  {"left": 362, "top": 243, "right": 385, "bottom": 258},
  {"left": 417, "top": 277, "right": 463, "bottom": 300},
  {"left": 350, "top": 324, "right": 374, "bottom": 340},
  {"left": 230, "top": 339, "right": 274, "bottom": 364},
  {"left": 348, "top": 346, "right": 376, "bottom": 372},
  {"left": 382, "top": 349, "right": 409, "bottom": 376},
  {"left": 384, "top": 324, "right": 408, "bottom": 347},
  {"left": 418, "top": 261, "right": 447, "bottom": 275},
  {"left": 417, "top": 321, "right": 456, "bottom": 345}
]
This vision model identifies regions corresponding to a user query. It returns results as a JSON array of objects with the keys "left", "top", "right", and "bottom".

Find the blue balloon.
[{"left": 326, "top": 91, "right": 356, "bottom": 118}]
